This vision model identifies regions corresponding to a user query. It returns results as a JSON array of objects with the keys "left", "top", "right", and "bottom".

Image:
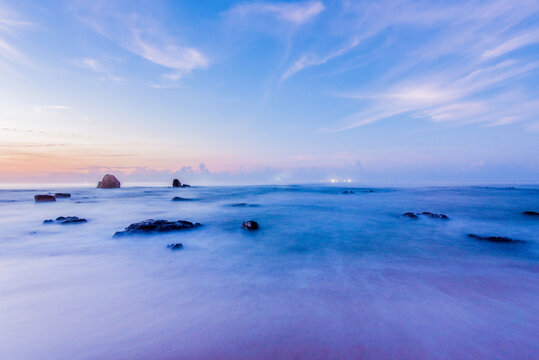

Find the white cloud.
[
  {"left": 0, "top": 5, "right": 32, "bottom": 65},
  {"left": 72, "top": 3, "right": 208, "bottom": 81},
  {"left": 482, "top": 30, "right": 539, "bottom": 59},
  {"left": 34, "top": 105, "right": 72, "bottom": 113},
  {"left": 229, "top": 1, "right": 324, "bottom": 25}
]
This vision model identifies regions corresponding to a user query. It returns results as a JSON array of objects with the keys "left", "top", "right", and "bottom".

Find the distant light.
[
  {"left": 347, "top": 179, "right": 352, "bottom": 183},
  {"left": 330, "top": 179, "right": 337, "bottom": 183}
]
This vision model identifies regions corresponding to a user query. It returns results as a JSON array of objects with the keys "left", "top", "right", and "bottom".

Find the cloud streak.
[
  {"left": 72, "top": 2, "right": 208, "bottom": 81},
  {"left": 294, "top": 0, "right": 539, "bottom": 131},
  {"left": 228, "top": 1, "right": 324, "bottom": 25}
]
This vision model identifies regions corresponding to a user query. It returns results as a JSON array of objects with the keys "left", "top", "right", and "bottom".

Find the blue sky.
[{"left": 0, "top": 0, "right": 538, "bottom": 184}]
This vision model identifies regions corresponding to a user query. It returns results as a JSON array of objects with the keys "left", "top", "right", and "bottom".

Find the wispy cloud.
[
  {"left": 73, "top": 57, "right": 123, "bottom": 83},
  {"left": 0, "top": 5, "right": 32, "bottom": 65},
  {"left": 71, "top": 2, "right": 208, "bottom": 81},
  {"left": 228, "top": 1, "right": 324, "bottom": 25},
  {"left": 289, "top": 0, "right": 539, "bottom": 131},
  {"left": 33, "top": 105, "right": 72, "bottom": 113}
]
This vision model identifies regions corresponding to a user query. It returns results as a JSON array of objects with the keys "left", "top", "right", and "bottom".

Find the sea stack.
[
  {"left": 172, "top": 179, "right": 181, "bottom": 187},
  {"left": 97, "top": 174, "right": 121, "bottom": 189}
]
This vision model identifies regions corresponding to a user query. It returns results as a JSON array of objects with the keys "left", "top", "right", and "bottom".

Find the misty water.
[{"left": 1, "top": 185, "right": 538, "bottom": 359}]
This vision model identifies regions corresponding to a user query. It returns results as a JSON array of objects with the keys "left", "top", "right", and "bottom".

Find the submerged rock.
[
  {"left": 468, "top": 234, "right": 524, "bottom": 244},
  {"left": 172, "top": 196, "right": 192, "bottom": 201},
  {"left": 402, "top": 212, "right": 419, "bottom": 219},
  {"left": 403, "top": 211, "right": 449, "bottom": 219},
  {"left": 114, "top": 219, "right": 202, "bottom": 237},
  {"left": 523, "top": 211, "right": 539, "bottom": 216},
  {"left": 34, "top": 195, "right": 56, "bottom": 202},
  {"left": 229, "top": 203, "right": 259, "bottom": 207},
  {"left": 420, "top": 212, "right": 449, "bottom": 219},
  {"left": 44, "top": 216, "right": 87, "bottom": 224},
  {"left": 241, "top": 220, "right": 259, "bottom": 230},
  {"left": 97, "top": 174, "right": 121, "bottom": 189},
  {"left": 54, "top": 193, "right": 71, "bottom": 198},
  {"left": 167, "top": 243, "right": 184, "bottom": 250},
  {"left": 342, "top": 190, "right": 354, "bottom": 194}
]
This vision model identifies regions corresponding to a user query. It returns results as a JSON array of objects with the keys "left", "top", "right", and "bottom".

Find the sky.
[{"left": 0, "top": 0, "right": 538, "bottom": 185}]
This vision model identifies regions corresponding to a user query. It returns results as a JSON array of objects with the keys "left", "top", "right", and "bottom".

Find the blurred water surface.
[{"left": 0, "top": 185, "right": 538, "bottom": 359}]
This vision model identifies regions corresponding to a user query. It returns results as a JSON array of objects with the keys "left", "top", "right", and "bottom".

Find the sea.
[{"left": 0, "top": 185, "right": 538, "bottom": 359}]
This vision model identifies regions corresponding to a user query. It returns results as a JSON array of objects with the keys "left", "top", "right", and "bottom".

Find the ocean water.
[{"left": 0, "top": 185, "right": 538, "bottom": 359}]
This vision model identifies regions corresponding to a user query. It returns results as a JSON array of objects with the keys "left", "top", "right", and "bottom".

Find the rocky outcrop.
[
  {"left": 420, "top": 212, "right": 449, "bottom": 219},
  {"left": 54, "top": 193, "right": 71, "bottom": 198},
  {"left": 241, "top": 220, "right": 259, "bottom": 230},
  {"left": 342, "top": 190, "right": 354, "bottom": 194},
  {"left": 43, "top": 216, "right": 87, "bottom": 224},
  {"left": 402, "top": 212, "right": 418, "bottom": 219},
  {"left": 403, "top": 212, "right": 448, "bottom": 219},
  {"left": 167, "top": 243, "right": 184, "bottom": 250},
  {"left": 34, "top": 195, "right": 56, "bottom": 202},
  {"left": 523, "top": 211, "right": 539, "bottom": 216},
  {"left": 97, "top": 174, "right": 121, "bottom": 189},
  {"left": 468, "top": 234, "right": 524, "bottom": 244},
  {"left": 114, "top": 219, "right": 201, "bottom": 236},
  {"left": 172, "top": 179, "right": 181, "bottom": 187}
]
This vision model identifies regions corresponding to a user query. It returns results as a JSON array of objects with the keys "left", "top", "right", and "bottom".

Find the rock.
[
  {"left": 172, "top": 179, "right": 181, "bottom": 187},
  {"left": 167, "top": 243, "right": 184, "bottom": 250},
  {"left": 97, "top": 174, "right": 121, "bottom": 189},
  {"left": 367, "top": 189, "right": 375, "bottom": 193},
  {"left": 342, "top": 190, "right": 354, "bottom": 194},
  {"left": 34, "top": 195, "right": 56, "bottom": 202},
  {"left": 229, "top": 203, "right": 259, "bottom": 207},
  {"left": 172, "top": 196, "right": 193, "bottom": 201},
  {"left": 114, "top": 219, "right": 202, "bottom": 236},
  {"left": 420, "top": 212, "right": 449, "bottom": 219},
  {"left": 468, "top": 234, "right": 524, "bottom": 244},
  {"left": 181, "top": 184, "right": 191, "bottom": 187},
  {"left": 54, "top": 193, "right": 71, "bottom": 198},
  {"left": 241, "top": 220, "right": 259, "bottom": 230},
  {"left": 402, "top": 212, "right": 418, "bottom": 219},
  {"left": 523, "top": 211, "right": 539, "bottom": 216},
  {"left": 403, "top": 211, "right": 448, "bottom": 219},
  {"left": 44, "top": 216, "right": 87, "bottom": 224}
]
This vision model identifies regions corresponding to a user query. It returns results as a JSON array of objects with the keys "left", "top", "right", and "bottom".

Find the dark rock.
[
  {"left": 97, "top": 174, "right": 121, "bottom": 189},
  {"left": 367, "top": 189, "right": 375, "bottom": 193},
  {"left": 403, "top": 212, "right": 449, "bottom": 219},
  {"left": 420, "top": 212, "right": 449, "bottom": 219},
  {"left": 181, "top": 184, "right": 191, "bottom": 187},
  {"left": 167, "top": 243, "right": 184, "bottom": 250},
  {"left": 523, "top": 211, "right": 539, "bottom": 216},
  {"left": 172, "top": 179, "right": 181, "bottom": 187},
  {"left": 34, "top": 195, "right": 56, "bottom": 202},
  {"left": 342, "top": 190, "right": 354, "bottom": 194},
  {"left": 468, "top": 234, "right": 524, "bottom": 244},
  {"left": 229, "top": 203, "right": 259, "bottom": 207},
  {"left": 44, "top": 216, "right": 87, "bottom": 224},
  {"left": 403, "top": 212, "right": 419, "bottom": 219},
  {"left": 241, "top": 220, "right": 259, "bottom": 230},
  {"left": 54, "top": 193, "right": 71, "bottom": 198},
  {"left": 57, "top": 216, "right": 87, "bottom": 224},
  {"left": 172, "top": 196, "right": 191, "bottom": 201},
  {"left": 114, "top": 219, "right": 202, "bottom": 237}
]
